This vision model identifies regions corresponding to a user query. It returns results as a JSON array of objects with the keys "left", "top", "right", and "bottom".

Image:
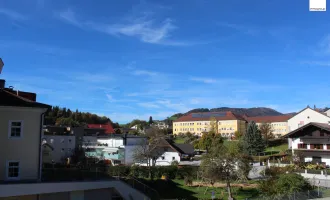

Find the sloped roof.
[
  {"left": 283, "top": 122, "right": 330, "bottom": 138},
  {"left": 174, "top": 111, "right": 246, "bottom": 122},
  {"left": 171, "top": 143, "right": 194, "bottom": 154},
  {"left": 0, "top": 88, "right": 50, "bottom": 109},
  {"left": 247, "top": 115, "right": 292, "bottom": 123},
  {"left": 87, "top": 122, "right": 115, "bottom": 134},
  {"left": 288, "top": 107, "right": 330, "bottom": 120}
]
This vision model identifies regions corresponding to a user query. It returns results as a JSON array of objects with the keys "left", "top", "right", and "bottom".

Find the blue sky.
[{"left": 1, "top": 0, "right": 330, "bottom": 123}]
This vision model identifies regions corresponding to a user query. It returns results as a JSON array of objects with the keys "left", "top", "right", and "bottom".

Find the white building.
[
  {"left": 288, "top": 107, "right": 330, "bottom": 132},
  {"left": 285, "top": 122, "right": 330, "bottom": 166},
  {"left": 325, "top": 108, "right": 330, "bottom": 117},
  {"left": 83, "top": 134, "right": 147, "bottom": 165},
  {"left": 136, "top": 140, "right": 194, "bottom": 166}
]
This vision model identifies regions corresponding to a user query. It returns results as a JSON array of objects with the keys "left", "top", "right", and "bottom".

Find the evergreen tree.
[
  {"left": 148, "top": 116, "right": 153, "bottom": 125},
  {"left": 242, "top": 121, "right": 265, "bottom": 156}
]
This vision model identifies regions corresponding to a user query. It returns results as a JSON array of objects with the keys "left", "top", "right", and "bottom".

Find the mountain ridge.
[{"left": 169, "top": 107, "right": 284, "bottom": 120}]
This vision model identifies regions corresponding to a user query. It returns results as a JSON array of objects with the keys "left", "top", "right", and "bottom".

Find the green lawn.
[
  {"left": 174, "top": 137, "right": 186, "bottom": 144},
  {"left": 265, "top": 143, "right": 288, "bottom": 153},
  {"left": 141, "top": 179, "right": 259, "bottom": 200}
]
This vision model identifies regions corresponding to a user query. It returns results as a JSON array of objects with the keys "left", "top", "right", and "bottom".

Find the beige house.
[
  {"left": 0, "top": 81, "right": 149, "bottom": 200},
  {"left": 247, "top": 115, "right": 292, "bottom": 137},
  {"left": 0, "top": 89, "right": 50, "bottom": 181}
]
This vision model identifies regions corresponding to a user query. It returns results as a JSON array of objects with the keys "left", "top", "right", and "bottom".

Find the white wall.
[
  {"left": 98, "top": 138, "right": 123, "bottom": 147},
  {"left": 291, "top": 138, "right": 301, "bottom": 149},
  {"left": 154, "top": 152, "right": 180, "bottom": 166},
  {"left": 288, "top": 108, "right": 330, "bottom": 132},
  {"left": 43, "top": 135, "right": 76, "bottom": 163},
  {"left": 325, "top": 109, "right": 330, "bottom": 117}
]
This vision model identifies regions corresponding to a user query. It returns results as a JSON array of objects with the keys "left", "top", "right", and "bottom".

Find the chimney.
[{"left": 0, "top": 79, "right": 5, "bottom": 89}]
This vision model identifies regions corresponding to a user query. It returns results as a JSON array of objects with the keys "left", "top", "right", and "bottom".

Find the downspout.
[{"left": 38, "top": 109, "right": 47, "bottom": 182}]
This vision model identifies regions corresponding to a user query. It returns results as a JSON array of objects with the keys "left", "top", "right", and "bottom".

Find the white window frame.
[
  {"left": 8, "top": 120, "right": 23, "bottom": 139},
  {"left": 6, "top": 160, "right": 20, "bottom": 180}
]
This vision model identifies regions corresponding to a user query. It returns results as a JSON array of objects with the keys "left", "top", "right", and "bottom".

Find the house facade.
[
  {"left": 284, "top": 122, "right": 330, "bottom": 166},
  {"left": 288, "top": 107, "right": 330, "bottom": 132},
  {"left": 83, "top": 134, "right": 147, "bottom": 165},
  {"left": 173, "top": 112, "right": 246, "bottom": 137},
  {"left": 325, "top": 108, "right": 330, "bottom": 117},
  {"left": 0, "top": 79, "right": 148, "bottom": 200},
  {"left": 248, "top": 115, "right": 292, "bottom": 137},
  {"left": 0, "top": 88, "right": 50, "bottom": 182}
]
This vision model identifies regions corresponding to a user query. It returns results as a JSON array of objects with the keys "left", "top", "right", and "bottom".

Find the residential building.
[
  {"left": 288, "top": 107, "right": 330, "bottom": 132},
  {"left": 0, "top": 87, "right": 50, "bottom": 182},
  {"left": 173, "top": 112, "right": 247, "bottom": 137},
  {"left": 136, "top": 139, "right": 194, "bottom": 166},
  {"left": 247, "top": 115, "right": 292, "bottom": 137},
  {"left": 0, "top": 80, "right": 149, "bottom": 200},
  {"left": 83, "top": 134, "right": 147, "bottom": 165},
  {"left": 284, "top": 122, "right": 330, "bottom": 166},
  {"left": 325, "top": 108, "right": 330, "bottom": 117},
  {"left": 87, "top": 122, "right": 115, "bottom": 134},
  {"left": 152, "top": 121, "right": 169, "bottom": 129}
]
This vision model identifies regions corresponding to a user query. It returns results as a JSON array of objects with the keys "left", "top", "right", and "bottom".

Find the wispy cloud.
[
  {"left": 300, "top": 61, "right": 330, "bottom": 67},
  {"left": 73, "top": 73, "right": 113, "bottom": 83},
  {"left": 137, "top": 102, "right": 160, "bottom": 108},
  {"left": 319, "top": 34, "right": 330, "bottom": 55},
  {"left": 0, "top": 8, "right": 26, "bottom": 21},
  {"left": 57, "top": 9, "right": 190, "bottom": 46},
  {"left": 217, "top": 22, "right": 258, "bottom": 36},
  {"left": 58, "top": 9, "right": 83, "bottom": 28},
  {"left": 190, "top": 77, "right": 217, "bottom": 83},
  {"left": 133, "top": 70, "right": 158, "bottom": 76}
]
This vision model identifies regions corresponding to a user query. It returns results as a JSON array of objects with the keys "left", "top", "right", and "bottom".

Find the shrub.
[{"left": 184, "top": 175, "right": 193, "bottom": 186}]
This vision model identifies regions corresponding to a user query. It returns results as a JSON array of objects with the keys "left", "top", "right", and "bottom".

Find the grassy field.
[
  {"left": 141, "top": 179, "right": 259, "bottom": 200},
  {"left": 265, "top": 143, "right": 288, "bottom": 153},
  {"left": 174, "top": 137, "right": 186, "bottom": 144}
]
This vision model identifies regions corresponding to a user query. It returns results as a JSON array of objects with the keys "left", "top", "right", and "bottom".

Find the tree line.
[{"left": 44, "top": 106, "right": 120, "bottom": 128}]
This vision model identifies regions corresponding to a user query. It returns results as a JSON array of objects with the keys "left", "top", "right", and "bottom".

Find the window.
[
  {"left": 313, "top": 144, "right": 323, "bottom": 150},
  {"left": 172, "top": 157, "right": 175, "bottom": 161},
  {"left": 9, "top": 121, "right": 23, "bottom": 138},
  {"left": 320, "top": 132, "right": 325, "bottom": 137},
  {"left": 7, "top": 161, "right": 20, "bottom": 179},
  {"left": 162, "top": 156, "right": 165, "bottom": 160},
  {"left": 69, "top": 139, "right": 72, "bottom": 143},
  {"left": 298, "top": 144, "right": 307, "bottom": 149}
]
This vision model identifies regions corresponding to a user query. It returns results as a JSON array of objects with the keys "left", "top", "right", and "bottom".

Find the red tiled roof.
[
  {"left": 174, "top": 111, "right": 246, "bottom": 122},
  {"left": 247, "top": 115, "right": 292, "bottom": 123},
  {"left": 87, "top": 122, "right": 114, "bottom": 134}
]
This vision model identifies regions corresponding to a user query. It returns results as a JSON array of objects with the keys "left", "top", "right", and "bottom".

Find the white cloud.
[
  {"left": 106, "top": 94, "right": 114, "bottom": 102},
  {"left": 57, "top": 9, "right": 189, "bottom": 46},
  {"left": 320, "top": 34, "right": 330, "bottom": 55},
  {"left": 132, "top": 70, "right": 158, "bottom": 76},
  {"left": 106, "top": 18, "right": 176, "bottom": 44},
  {"left": 0, "top": 8, "right": 26, "bottom": 21},
  {"left": 137, "top": 102, "right": 160, "bottom": 108},
  {"left": 74, "top": 73, "right": 112, "bottom": 83},
  {"left": 300, "top": 61, "right": 330, "bottom": 67},
  {"left": 190, "top": 77, "right": 217, "bottom": 83}
]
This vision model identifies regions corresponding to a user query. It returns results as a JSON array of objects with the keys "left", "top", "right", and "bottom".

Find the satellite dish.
[{"left": 0, "top": 58, "right": 3, "bottom": 74}]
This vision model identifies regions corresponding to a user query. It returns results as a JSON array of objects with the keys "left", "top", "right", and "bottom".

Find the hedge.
[{"left": 107, "top": 165, "right": 198, "bottom": 180}]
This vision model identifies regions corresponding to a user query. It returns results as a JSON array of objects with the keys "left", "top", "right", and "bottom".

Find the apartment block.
[
  {"left": 173, "top": 112, "right": 247, "bottom": 137},
  {"left": 247, "top": 115, "right": 292, "bottom": 137}
]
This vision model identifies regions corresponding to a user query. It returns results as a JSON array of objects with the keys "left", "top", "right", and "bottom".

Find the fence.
[{"left": 251, "top": 188, "right": 329, "bottom": 200}]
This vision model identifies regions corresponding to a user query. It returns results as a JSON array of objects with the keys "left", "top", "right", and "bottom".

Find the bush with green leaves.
[{"left": 259, "top": 173, "right": 311, "bottom": 198}]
